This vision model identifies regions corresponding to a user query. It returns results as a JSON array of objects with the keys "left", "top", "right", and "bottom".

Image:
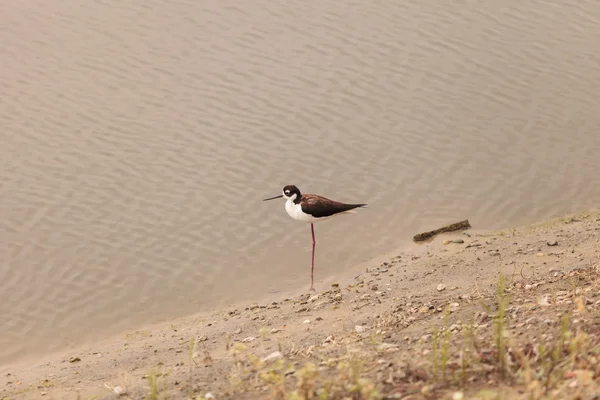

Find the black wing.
[{"left": 301, "top": 195, "right": 367, "bottom": 218}]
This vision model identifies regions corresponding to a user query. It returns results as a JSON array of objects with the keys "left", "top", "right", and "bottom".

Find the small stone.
[
  {"left": 547, "top": 240, "right": 558, "bottom": 246},
  {"left": 241, "top": 336, "right": 256, "bottom": 343},
  {"left": 452, "top": 392, "right": 464, "bottom": 400},
  {"left": 377, "top": 343, "right": 400, "bottom": 352},
  {"left": 525, "top": 284, "right": 534, "bottom": 290},
  {"left": 234, "top": 328, "right": 242, "bottom": 335},
  {"left": 479, "top": 312, "right": 489, "bottom": 323},
  {"left": 355, "top": 325, "right": 366, "bottom": 333},
  {"left": 69, "top": 356, "right": 81, "bottom": 363},
  {"left": 437, "top": 283, "right": 446, "bottom": 292},
  {"left": 205, "top": 393, "right": 216, "bottom": 399},
  {"left": 261, "top": 351, "right": 284, "bottom": 363},
  {"left": 538, "top": 296, "right": 550, "bottom": 306},
  {"left": 113, "top": 386, "right": 126, "bottom": 395},
  {"left": 334, "top": 293, "right": 342, "bottom": 300},
  {"left": 452, "top": 239, "right": 465, "bottom": 244},
  {"left": 449, "top": 303, "right": 459, "bottom": 312},
  {"left": 371, "top": 285, "right": 378, "bottom": 291},
  {"left": 303, "top": 319, "right": 311, "bottom": 324}
]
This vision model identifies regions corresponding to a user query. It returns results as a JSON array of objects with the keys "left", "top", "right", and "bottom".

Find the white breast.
[{"left": 285, "top": 199, "right": 321, "bottom": 222}]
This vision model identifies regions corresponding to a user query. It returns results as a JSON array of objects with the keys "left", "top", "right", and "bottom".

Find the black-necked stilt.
[{"left": 263, "top": 185, "right": 367, "bottom": 291}]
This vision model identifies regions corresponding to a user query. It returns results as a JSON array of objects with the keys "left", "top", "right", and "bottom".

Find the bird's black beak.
[{"left": 263, "top": 194, "right": 283, "bottom": 201}]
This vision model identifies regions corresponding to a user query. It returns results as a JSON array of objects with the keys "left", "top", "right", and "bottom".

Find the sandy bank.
[{"left": 2, "top": 209, "right": 600, "bottom": 400}]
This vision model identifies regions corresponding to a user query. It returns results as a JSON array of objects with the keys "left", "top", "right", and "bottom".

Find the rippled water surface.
[{"left": 1, "top": 0, "right": 600, "bottom": 365}]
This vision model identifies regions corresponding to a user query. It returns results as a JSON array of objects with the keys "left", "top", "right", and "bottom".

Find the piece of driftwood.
[{"left": 413, "top": 219, "right": 471, "bottom": 242}]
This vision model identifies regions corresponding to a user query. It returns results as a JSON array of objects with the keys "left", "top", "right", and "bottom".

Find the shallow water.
[{"left": 1, "top": 0, "right": 599, "bottom": 365}]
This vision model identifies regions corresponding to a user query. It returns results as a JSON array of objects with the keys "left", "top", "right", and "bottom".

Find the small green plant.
[
  {"left": 188, "top": 336, "right": 199, "bottom": 395},
  {"left": 147, "top": 368, "right": 168, "bottom": 400},
  {"left": 259, "top": 359, "right": 289, "bottom": 399},
  {"left": 431, "top": 307, "right": 452, "bottom": 381},
  {"left": 494, "top": 273, "right": 510, "bottom": 377},
  {"left": 541, "top": 313, "right": 570, "bottom": 392},
  {"left": 458, "top": 315, "right": 477, "bottom": 385}
]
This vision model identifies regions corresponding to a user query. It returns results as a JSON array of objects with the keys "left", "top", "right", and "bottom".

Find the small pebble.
[
  {"left": 378, "top": 343, "right": 400, "bottom": 352},
  {"left": 113, "top": 386, "right": 126, "bottom": 395},
  {"left": 261, "top": 351, "right": 283, "bottom": 363},
  {"left": 303, "top": 319, "right": 311, "bottom": 324},
  {"left": 437, "top": 283, "right": 446, "bottom": 292}
]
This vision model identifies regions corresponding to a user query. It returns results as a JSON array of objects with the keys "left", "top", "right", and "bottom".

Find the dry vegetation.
[{"left": 184, "top": 266, "right": 600, "bottom": 400}]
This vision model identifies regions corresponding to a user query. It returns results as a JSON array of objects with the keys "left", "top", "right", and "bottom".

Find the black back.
[{"left": 300, "top": 194, "right": 367, "bottom": 218}]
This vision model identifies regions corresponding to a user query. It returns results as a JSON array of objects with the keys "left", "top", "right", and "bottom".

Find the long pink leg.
[{"left": 310, "top": 223, "right": 316, "bottom": 291}]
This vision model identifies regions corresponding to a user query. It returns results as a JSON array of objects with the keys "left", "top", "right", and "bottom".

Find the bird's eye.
[{"left": 284, "top": 191, "right": 290, "bottom": 195}]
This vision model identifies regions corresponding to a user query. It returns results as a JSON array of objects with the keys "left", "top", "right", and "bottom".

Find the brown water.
[{"left": 1, "top": 0, "right": 600, "bottom": 366}]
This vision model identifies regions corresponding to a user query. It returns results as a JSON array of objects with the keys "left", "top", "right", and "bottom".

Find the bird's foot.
[{"left": 309, "top": 286, "right": 316, "bottom": 292}]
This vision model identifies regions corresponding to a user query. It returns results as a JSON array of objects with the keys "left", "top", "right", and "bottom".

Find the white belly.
[{"left": 285, "top": 200, "right": 331, "bottom": 223}]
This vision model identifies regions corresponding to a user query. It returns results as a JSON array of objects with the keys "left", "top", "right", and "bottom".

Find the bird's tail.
[{"left": 344, "top": 203, "right": 367, "bottom": 213}]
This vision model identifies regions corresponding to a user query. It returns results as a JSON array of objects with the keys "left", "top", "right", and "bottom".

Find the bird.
[{"left": 263, "top": 184, "right": 367, "bottom": 291}]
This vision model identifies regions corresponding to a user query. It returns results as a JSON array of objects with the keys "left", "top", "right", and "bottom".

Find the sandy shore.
[{"left": 2, "top": 209, "right": 600, "bottom": 400}]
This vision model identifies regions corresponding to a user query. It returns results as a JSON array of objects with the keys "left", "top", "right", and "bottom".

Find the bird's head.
[{"left": 263, "top": 185, "right": 302, "bottom": 202}]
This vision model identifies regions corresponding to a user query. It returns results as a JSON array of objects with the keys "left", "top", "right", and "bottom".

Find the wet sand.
[{"left": 2, "top": 208, "right": 599, "bottom": 399}]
